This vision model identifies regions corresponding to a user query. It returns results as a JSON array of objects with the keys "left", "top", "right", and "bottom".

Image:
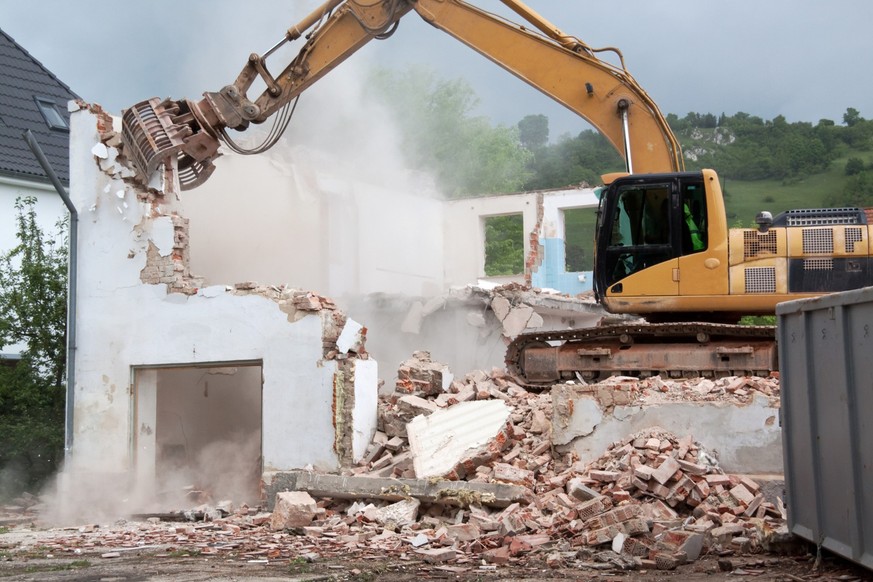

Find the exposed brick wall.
[{"left": 138, "top": 215, "right": 200, "bottom": 295}]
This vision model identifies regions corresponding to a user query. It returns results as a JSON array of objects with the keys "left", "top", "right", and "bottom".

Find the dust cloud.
[
  {"left": 35, "top": 23, "right": 493, "bottom": 525},
  {"left": 38, "top": 433, "right": 261, "bottom": 527}
]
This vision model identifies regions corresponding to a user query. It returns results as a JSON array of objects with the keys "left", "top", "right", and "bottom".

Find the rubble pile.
[
  {"left": 0, "top": 353, "right": 791, "bottom": 575},
  {"left": 638, "top": 374, "right": 780, "bottom": 405},
  {"left": 338, "top": 352, "right": 788, "bottom": 571}
]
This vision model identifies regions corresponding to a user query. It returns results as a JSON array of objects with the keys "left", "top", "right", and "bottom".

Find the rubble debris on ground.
[{"left": 0, "top": 353, "right": 794, "bottom": 576}]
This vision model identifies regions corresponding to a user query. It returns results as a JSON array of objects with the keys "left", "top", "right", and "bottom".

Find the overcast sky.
[{"left": 3, "top": 1, "right": 872, "bottom": 139}]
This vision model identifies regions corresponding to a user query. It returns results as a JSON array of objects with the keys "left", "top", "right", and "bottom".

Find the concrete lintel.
[{"left": 264, "top": 471, "right": 530, "bottom": 509}]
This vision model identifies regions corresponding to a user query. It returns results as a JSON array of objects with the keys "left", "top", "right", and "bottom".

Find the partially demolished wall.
[{"left": 65, "top": 103, "right": 378, "bottom": 510}]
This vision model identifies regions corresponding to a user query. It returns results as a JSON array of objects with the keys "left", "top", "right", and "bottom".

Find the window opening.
[
  {"left": 484, "top": 214, "right": 524, "bottom": 276},
  {"left": 563, "top": 207, "right": 597, "bottom": 272}
]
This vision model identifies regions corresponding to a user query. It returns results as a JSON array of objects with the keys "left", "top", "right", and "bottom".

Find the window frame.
[{"left": 34, "top": 97, "right": 69, "bottom": 131}]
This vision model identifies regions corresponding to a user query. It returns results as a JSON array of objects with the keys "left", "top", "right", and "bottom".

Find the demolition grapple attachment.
[{"left": 121, "top": 98, "right": 221, "bottom": 190}]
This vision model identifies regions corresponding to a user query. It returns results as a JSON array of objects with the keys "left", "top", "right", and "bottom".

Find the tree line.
[{"left": 369, "top": 66, "right": 873, "bottom": 206}]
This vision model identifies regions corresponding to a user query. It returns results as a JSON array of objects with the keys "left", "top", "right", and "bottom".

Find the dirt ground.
[{"left": 1, "top": 522, "right": 871, "bottom": 582}]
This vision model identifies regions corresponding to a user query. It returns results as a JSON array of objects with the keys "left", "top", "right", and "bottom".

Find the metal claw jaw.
[{"left": 121, "top": 98, "right": 221, "bottom": 190}]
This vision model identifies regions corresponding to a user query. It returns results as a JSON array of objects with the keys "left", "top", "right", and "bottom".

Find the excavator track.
[{"left": 505, "top": 322, "right": 777, "bottom": 388}]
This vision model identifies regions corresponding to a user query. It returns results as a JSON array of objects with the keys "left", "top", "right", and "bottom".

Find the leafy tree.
[
  {"left": 843, "top": 107, "right": 862, "bottom": 127},
  {"left": 517, "top": 114, "right": 549, "bottom": 151},
  {"left": 0, "top": 197, "right": 68, "bottom": 497},
  {"left": 845, "top": 157, "right": 865, "bottom": 176},
  {"left": 522, "top": 129, "right": 623, "bottom": 190},
  {"left": 827, "top": 171, "right": 873, "bottom": 208}
]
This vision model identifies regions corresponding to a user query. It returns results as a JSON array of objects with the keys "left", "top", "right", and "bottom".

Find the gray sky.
[{"left": 2, "top": 1, "right": 872, "bottom": 139}]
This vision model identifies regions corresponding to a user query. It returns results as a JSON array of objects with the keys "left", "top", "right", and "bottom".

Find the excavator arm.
[{"left": 121, "top": 0, "right": 683, "bottom": 190}]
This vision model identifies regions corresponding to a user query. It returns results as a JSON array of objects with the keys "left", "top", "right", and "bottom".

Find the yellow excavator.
[{"left": 120, "top": 0, "right": 873, "bottom": 386}]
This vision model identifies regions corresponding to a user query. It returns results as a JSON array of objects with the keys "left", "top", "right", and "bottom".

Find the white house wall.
[
  {"left": 443, "top": 193, "right": 539, "bottom": 287},
  {"left": 66, "top": 104, "right": 377, "bottom": 507}
]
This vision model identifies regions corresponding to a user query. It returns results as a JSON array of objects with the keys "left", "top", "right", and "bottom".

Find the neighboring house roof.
[{"left": 0, "top": 28, "right": 79, "bottom": 186}]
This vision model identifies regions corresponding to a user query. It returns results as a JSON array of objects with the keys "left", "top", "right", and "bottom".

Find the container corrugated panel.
[{"left": 777, "top": 286, "right": 873, "bottom": 571}]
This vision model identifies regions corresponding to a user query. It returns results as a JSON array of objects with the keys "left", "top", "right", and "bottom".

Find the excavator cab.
[{"left": 593, "top": 172, "right": 711, "bottom": 303}]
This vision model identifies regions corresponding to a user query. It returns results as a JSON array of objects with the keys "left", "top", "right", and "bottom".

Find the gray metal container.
[{"left": 777, "top": 286, "right": 873, "bottom": 571}]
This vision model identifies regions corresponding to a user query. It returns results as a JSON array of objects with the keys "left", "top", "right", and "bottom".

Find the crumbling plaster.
[{"left": 68, "top": 104, "right": 377, "bottom": 488}]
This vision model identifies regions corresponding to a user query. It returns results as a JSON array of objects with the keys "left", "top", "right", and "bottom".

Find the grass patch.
[
  {"left": 287, "top": 555, "right": 312, "bottom": 574},
  {"left": 721, "top": 146, "right": 873, "bottom": 225},
  {"left": 723, "top": 174, "right": 836, "bottom": 226},
  {"left": 166, "top": 548, "right": 201, "bottom": 558}
]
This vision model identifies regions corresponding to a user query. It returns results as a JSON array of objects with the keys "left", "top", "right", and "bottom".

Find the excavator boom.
[
  {"left": 120, "top": 0, "right": 682, "bottom": 190},
  {"left": 119, "top": 0, "right": 866, "bottom": 388}
]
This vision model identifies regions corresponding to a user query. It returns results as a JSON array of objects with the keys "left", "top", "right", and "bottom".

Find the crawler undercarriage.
[{"left": 505, "top": 322, "right": 777, "bottom": 388}]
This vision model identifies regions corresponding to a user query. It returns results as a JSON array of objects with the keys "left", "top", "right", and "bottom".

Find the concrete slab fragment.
[
  {"left": 490, "top": 296, "right": 511, "bottom": 321},
  {"left": 553, "top": 384, "right": 782, "bottom": 474},
  {"left": 270, "top": 491, "right": 317, "bottom": 530},
  {"left": 552, "top": 394, "right": 603, "bottom": 446},
  {"left": 501, "top": 305, "right": 535, "bottom": 339},
  {"left": 265, "top": 471, "right": 529, "bottom": 508},
  {"left": 406, "top": 400, "right": 511, "bottom": 478}
]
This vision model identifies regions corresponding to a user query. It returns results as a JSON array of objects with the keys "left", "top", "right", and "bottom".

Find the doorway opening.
[{"left": 133, "top": 362, "right": 263, "bottom": 508}]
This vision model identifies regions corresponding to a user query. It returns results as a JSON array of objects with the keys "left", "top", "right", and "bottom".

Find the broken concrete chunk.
[
  {"left": 490, "top": 295, "right": 511, "bottom": 321},
  {"left": 91, "top": 141, "right": 108, "bottom": 159},
  {"left": 410, "top": 532, "right": 430, "bottom": 548},
  {"left": 444, "top": 523, "right": 482, "bottom": 542},
  {"left": 416, "top": 548, "right": 457, "bottom": 563},
  {"left": 336, "top": 318, "right": 365, "bottom": 354},
  {"left": 398, "top": 394, "right": 439, "bottom": 417},
  {"left": 407, "top": 400, "right": 511, "bottom": 479},
  {"left": 567, "top": 478, "right": 600, "bottom": 502},
  {"left": 372, "top": 497, "right": 420, "bottom": 527},
  {"left": 551, "top": 390, "right": 603, "bottom": 445},
  {"left": 395, "top": 351, "right": 453, "bottom": 396},
  {"left": 529, "top": 409, "right": 550, "bottom": 434},
  {"left": 501, "top": 305, "right": 535, "bottom": 339},
  {"left": 270, "top": 491, "right": 317, "bottom": 530}
]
